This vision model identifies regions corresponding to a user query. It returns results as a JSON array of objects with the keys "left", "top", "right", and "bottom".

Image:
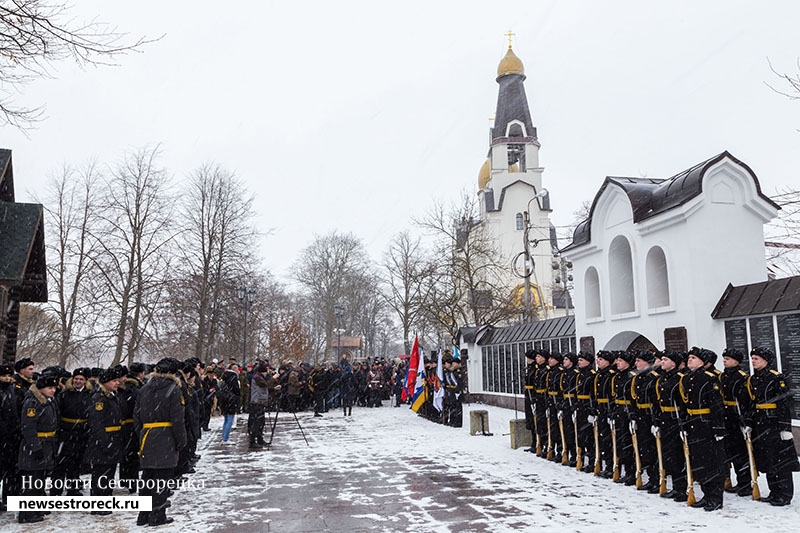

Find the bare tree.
[
  {"left": 0, "top": 0, "right": 154, "bottom": 128},
  {"left": 90, "top": 146, "right": 174, "bottom": 366},
  {"left": 765, "top": 187, "right": 800, "bottom": 277},
  {"left": 293, "top": 231, "right": 371, "bottom": 363},
  {"left": 16, "top": 303, "right": 60, "bottom": 366},
  {"left": 171, "top": 163, "right": 258, "bottom": 361},
  {"left": 382, "top": 231, "right": 435, "bottom": 353},
  {"left": 37, "top": 162, "right": 102, "bottom": 366},
  {"left": 416, "top": 192, "right": 519, "bottom": 332}
]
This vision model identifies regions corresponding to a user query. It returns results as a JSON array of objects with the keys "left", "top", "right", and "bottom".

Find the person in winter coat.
[
  {"left": 134, "top": 357, "right": 186, "bottom": 527},
  {"left": 17, "top": 374, "right": 59, "bottom": 524},
  {"left": 85, "top": 367, "right": 124, "bottom": 513},
  {"left": 340, "top": 362, "right": 357, "bottom": 416},
  {"left": 218, "top": 364, "right": 241, "bottom": 442},
  {"left": 51, "top": 368, "right": 92, "bottom": 496},
  {"left": 0, "top": 363, "right": 20, "bottom": 511},
  {"left": 249, "top": 364, "right": 279, "bottom": 448}
]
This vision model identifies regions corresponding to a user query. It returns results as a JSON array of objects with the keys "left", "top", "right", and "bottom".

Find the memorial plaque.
[
  {"left": 664, "top": 327, "right": 688, "bottom": 351},
  {"left": 749, "top": 316, "right": 775, "bottom": 353},
  {"left": 724, "top": 319, "right": 748, "bottom": 353},
  {"left": 777, "top": 313, "right": 800, "bottom": 420},
  {"left": 580, "top": 336, "right": 595, "bottom": 354}
]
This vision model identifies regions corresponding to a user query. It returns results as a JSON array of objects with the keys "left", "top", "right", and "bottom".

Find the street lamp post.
[
  {"left": 333, "top": 303, "right": 344, "bottom": 361},
  {"left": 513, "top": 189, "right": 549, "bottom": 322},
  {"left": 237, "top": 285, "right": 256, "bottom": 367}
]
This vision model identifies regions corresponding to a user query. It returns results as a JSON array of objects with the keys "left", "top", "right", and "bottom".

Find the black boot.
[
  {"left": 149, "top": 510, "right": 174, "bottom": 527},
  {"left": 137, "top": 512, "right": 150, "bottom": 526}
]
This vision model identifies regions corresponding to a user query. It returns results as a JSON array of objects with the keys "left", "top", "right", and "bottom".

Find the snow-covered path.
[{"left": 3, "top": 402, "right": 798, "bottom": 532}]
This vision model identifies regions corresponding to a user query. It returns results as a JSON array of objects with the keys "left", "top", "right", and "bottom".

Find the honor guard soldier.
[
  {"left": 134, "top": 358, "right": 186, "bottom": 527},
  {"left": 655, "top": 350, "right": 689, "bottom": 502},
  {"left": 118, "top": 365, "right": 142, "bottom": 493},
  {"left": 86, "top": 367, "right": 124, "bottom": 513},
  {"left": 574, "top": 351, "right": 597, "bottom": 472},
  {"left": 719, "top": 348, "right": 752, "bottom": 496},
  {"left": 51, "top": 368, "right": 93, "bottom": 496},
  {"left": 681, "top": 347, "right": 726, "bottom": 511},
  {"left": 17, "top": 373, "right": 59, "bottom": 524},
  {"left": 523, "top": 350, "right": 537, "bottom": 453},
  {"left": 593, "top": 351, "right": 616, "bottom": 478},
  {"left": 631, "top": 350, "right": 660, "bottom": 493},
  {"left": 533, "top": 350, "right": 550, "bottom": 458},
  {"left": 560, "top": 353, "right": 579, "bottom": 467},
  {"left": 743, "top": 347, "right": 800, "bottom": 506},
  {"left": 612, "top": 351, "right": 637, "bottom": 485},
  {"left": 545, "top": 352, "right": 564, "bottom": 461}
]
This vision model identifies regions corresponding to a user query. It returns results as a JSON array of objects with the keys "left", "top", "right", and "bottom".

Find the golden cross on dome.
[{"left": 505, "top": 30, "right": 515, "bottom": 49}]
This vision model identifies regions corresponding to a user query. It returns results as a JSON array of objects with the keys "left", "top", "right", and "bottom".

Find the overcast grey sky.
[{"left": 4, "top": 1, "right": 800, "bottom": 285}]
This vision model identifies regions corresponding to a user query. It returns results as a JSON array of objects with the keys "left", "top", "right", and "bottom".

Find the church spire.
[{"left": 491, "top": 33, "right": 536, "bottom": 143}]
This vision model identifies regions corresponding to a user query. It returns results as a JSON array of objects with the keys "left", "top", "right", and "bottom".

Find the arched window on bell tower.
[{"left": 515, "top": 212, "right": 524, "bottom": 231}]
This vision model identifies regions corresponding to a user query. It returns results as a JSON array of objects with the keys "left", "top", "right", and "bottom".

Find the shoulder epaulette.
[
  {"left": 651, "top": 371, "right": 659, "bottom": 377},
  {"left": 705, "top": 371, "right": 716, "bottom": 378},
  {"left": 590, "top": 369, "right": 596, "bottom": 374},
  {"left": 738, "top": 369, "right": 747, "bottom": 376},
  {"left": 770, "top": 369, "right": 780, "bottom": 376}
]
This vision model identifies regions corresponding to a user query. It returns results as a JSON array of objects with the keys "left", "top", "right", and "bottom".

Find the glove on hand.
[
  {"left": 651, "top": 425, "right": 660, "bottom": 438},
  {"left": 741, "top": 426, "right": 752, "bottom": 438},
  {"left": 587, "top": 415, "right": 597, "bottom": 424},
  {"left": 629, "top": 420, "right": 637, "bottom": 433},
  {"left": 780, "top": 431, "right": 793, "bottom": 441}
]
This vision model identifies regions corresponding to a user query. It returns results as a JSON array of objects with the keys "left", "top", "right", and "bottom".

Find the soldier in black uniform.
[
  {"left": 593, "top": 351, "right": 616, "bottom": 478},
  {"left": 655, "top": 349, "right": 688, "bottom": 502},
  {"left": 523, "top": 350, "right": 537, "bottom": 452},
  {"left": 545, "top": 352, "right": 564, "bottom": 461},
  {"left": 681, "top": 347, "right": 725, "bottom": 511},
  {"left": 575, "top": 351, "right": 596, "bottom": 472},
  {"left": 118, "top": 364, "right": 142, "bottom": 493},
  {"left": 533, "top": 350, "right": 549, "bottom": 458},
  {"left": 443, "top": 356, "right": 464, "bottom": 427},
  {"left": 17, "top": 374, "right": 59, "bottom": 524},
  {"left": 612, "top": 350, "right": 637, "bottom": 485},
  {"left": 86, "top": 367, "right": 124, "bottom": 514},
  {"left": 631, "top": 350, "right": 660, "bottom": 493},
  {"left": 13, "top": 357, "right": 35, "bottom": 412},
  {"left": 719, "top": 348, "right": 752, "bottom": 496},
  {"left": 0, "top": 364, "right": 19, "bottom": 512},
  {"left": 51, "top": 368, "right": 92, "bottom": 496},
  {"left": 560, "top": 352, "right": 579, "bottom": 467},
  {"left": 134, "top": 357, "right": 186, "bottom": 527},
  {"left": 744, "top": 347, "right": 800, "bottom": 506}
]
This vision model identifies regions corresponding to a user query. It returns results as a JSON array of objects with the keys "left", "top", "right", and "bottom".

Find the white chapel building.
[{"left": 562, "top": 152, "right": 780, "bottom": 353}]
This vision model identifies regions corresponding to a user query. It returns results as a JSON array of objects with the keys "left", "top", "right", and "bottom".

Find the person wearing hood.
[
  {"left": 85, "top": 367, "right": 124, "bottom": 514},
  {"left": 134, "top": 357, "right": 186, "bottom": 527},
  {"left": 17, "top": 374, "right": 59, "bottom": 524}
]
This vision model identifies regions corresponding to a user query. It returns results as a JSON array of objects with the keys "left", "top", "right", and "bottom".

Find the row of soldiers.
[
  {"left": 0, "top": 356, "right": 201, "bottom": 525},
  {"left": 522, "top": 346, "right": 799, "bottom": 511}
]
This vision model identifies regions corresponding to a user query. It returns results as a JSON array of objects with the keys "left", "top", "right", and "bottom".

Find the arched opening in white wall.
[
  {"left": 609, "top": 235, "right": 635, "bottom": 314},
  {"left": 646, "top": 246, "right": 670, "bottom": 309},
  {"left": 515, "top": 212, "right": 524, "bottom": 231},
  {"left": 584, "top": 267, "right": 601, "bottom": 319}
]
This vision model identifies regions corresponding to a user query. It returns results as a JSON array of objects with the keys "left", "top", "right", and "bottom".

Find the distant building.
[{"left": 330, "top": 336, "right": 363, "bottom": 362}]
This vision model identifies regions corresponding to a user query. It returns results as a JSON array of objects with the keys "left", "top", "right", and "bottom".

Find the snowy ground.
[{"left": 2, "top": 401, "right": 799, "bottom": 532}]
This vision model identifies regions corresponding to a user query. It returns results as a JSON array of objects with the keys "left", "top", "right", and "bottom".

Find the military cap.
[
  {"left": 635, "top": 350, "right": 655, "bottom": 364},
  {"left": 750, "top": 346, "right": 774, "bottom": 364},
  {"left": 91, "top": 367, "right": 103, "bottom": 378},
  {"left": 36, "top": 375, "right": 59, "bottom": 389},
  {"left": 617, "top": 351, "right": 636, "bottom": 365},
  {"left": 564, "top": 352, "right": 578, "bottom": 366},
  {"left": 130, "top": 362, "right": 147, "bottom": 374},
  {"left": 524, "top": 349, "right": 536, "bottom": 360},
  {"left": 0, "top": 363, "right": 13, "bottom": 376},
  {"left": 658, "top": 349, "right": 682, "bottom": 366},
  {"left": 99, "top": 367, "right": 122, "bottom": 383},
  {"left": 73, "top": 367, "right": 90, "bottom": 378},
  {"left": 722, "top": 348, "right": 743, "bottom": 363},
  {"left": 578, "top": 351, "right": 595, "bottom": 364},
  {"left": 14, "top": 357, "right": 34, "bottom": 372},
  {"left": 596, "top": 350, "right": 615, "bottom": 363}
]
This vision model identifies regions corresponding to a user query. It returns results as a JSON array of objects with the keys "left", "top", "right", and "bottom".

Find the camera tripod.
[{"left": 264, "top": 403, "right": 310, "bottom": 449}]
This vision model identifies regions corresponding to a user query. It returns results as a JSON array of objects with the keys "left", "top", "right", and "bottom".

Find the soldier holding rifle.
[{"left": 743, "top": 347, "right": 800, "bottom": 506}]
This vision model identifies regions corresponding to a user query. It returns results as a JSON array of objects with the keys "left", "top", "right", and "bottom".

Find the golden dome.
[
  {"left": 497, "top": 47, "right": 525, "bottom": 78},
  {"left": 478, "top": 158, "right": 491, "bottom": 189},
  {"left": 511, "top": 283, "right": 541, "bottom": 308}
]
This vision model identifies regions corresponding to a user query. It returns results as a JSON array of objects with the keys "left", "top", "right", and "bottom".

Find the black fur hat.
[
  {"left": 14, "top": 357, "right": 34, "bottom": 372},
  {"left": 36, "top": 375, "right": 59, "bottom": 389},
  {"left": 750, "top": 346, "right": 774, "bottom": 364},
  {"left": 722, "top": 348, "right": 743, "bottom": 363}
]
